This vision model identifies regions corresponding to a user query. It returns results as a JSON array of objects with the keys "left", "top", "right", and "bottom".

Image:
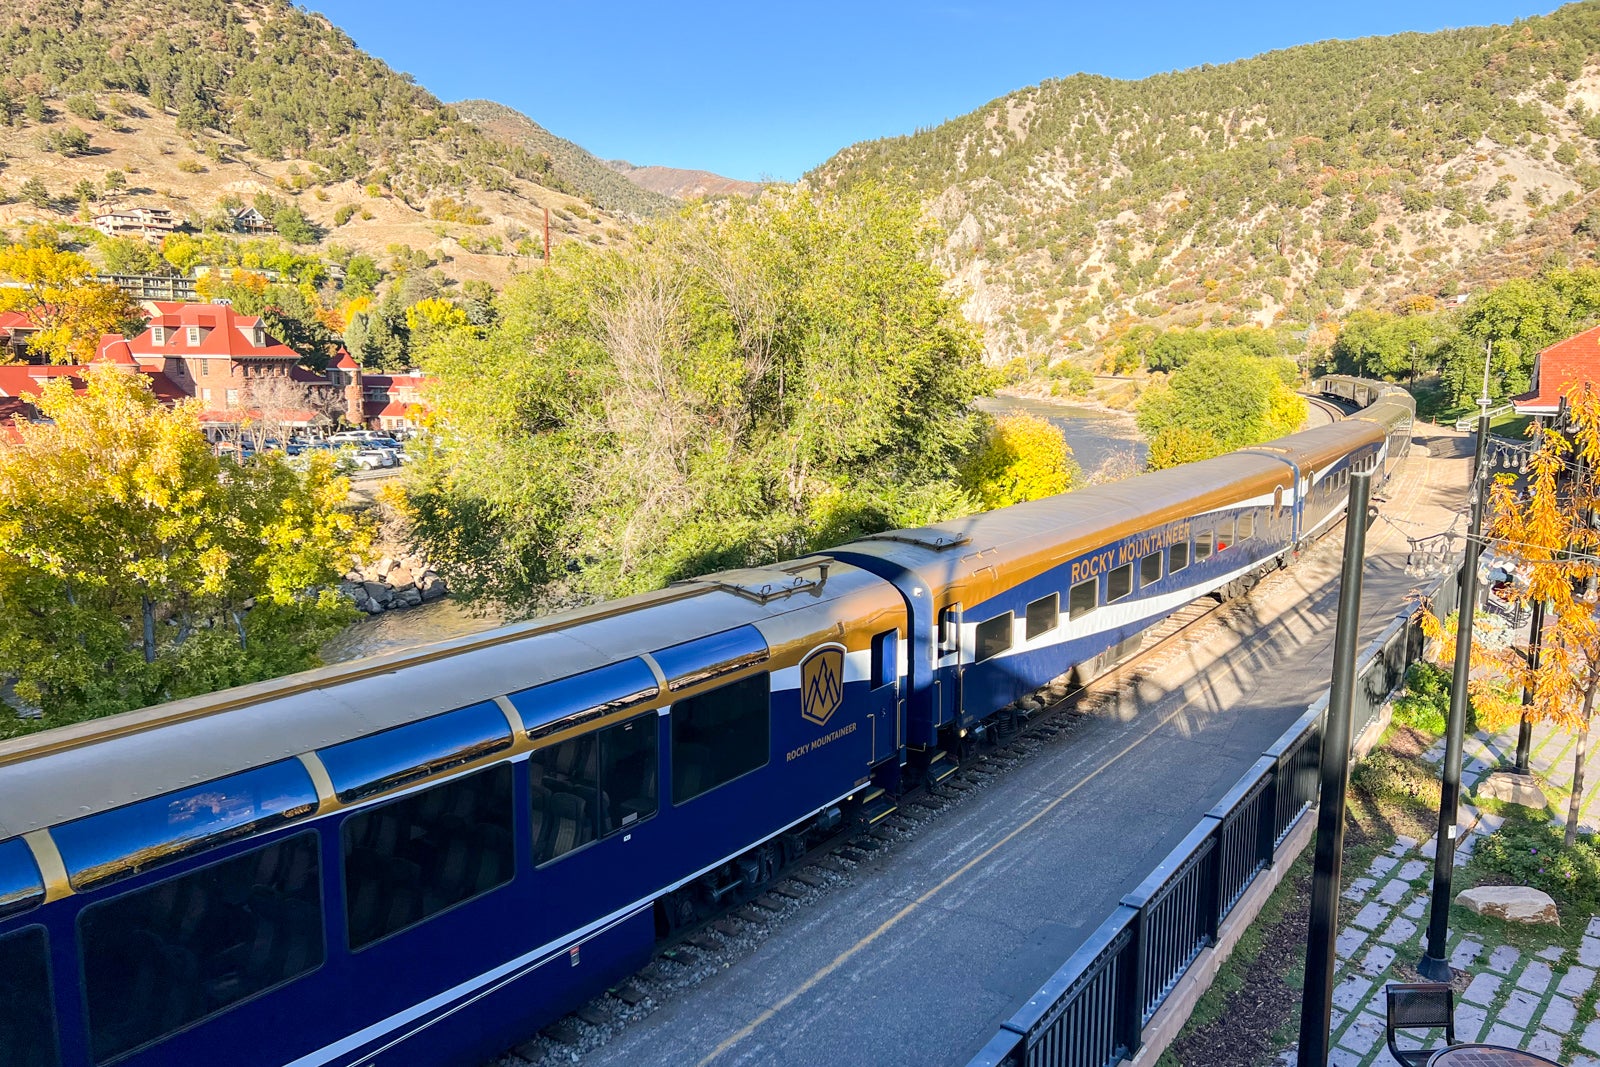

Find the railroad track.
[{"left": 493, "top": 528, "right": 1357, "bottom": 1067}]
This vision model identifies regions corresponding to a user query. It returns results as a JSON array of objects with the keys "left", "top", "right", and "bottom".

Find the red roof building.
[
  {"left": 1513, "top": 324, "right": 1600, "bottom": 417},
  {"left": 2, "top": 302, "right": 432, "bottom": 439}
]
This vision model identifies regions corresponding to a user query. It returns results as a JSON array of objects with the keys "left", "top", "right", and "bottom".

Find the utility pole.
[
  {"left": 1418, "top": 341, "right": 1494, "bottom": 981},
  {"left": 1298, "top": 468, "right": 1372, "bottom": 1067}
]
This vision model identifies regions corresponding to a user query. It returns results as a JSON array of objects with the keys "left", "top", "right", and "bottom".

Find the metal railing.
[
  {"left": 966, "top": 563, "right": 1461, "bottom": 1067},
  {"left": 1453, "top": 404, "right": 1514, "bottom": 431}
]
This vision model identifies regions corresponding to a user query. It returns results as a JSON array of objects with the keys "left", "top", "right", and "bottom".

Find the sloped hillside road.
[{"left": 507, "top": 428, "right": 1472, "bottom": 1067}]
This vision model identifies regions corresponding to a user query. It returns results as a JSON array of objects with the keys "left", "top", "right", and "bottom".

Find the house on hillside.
[
  {"left": 97, "top": 273, "right": 198, "bottom": 302},
  {"left": 228, "top": 207, "right": 274, "bottom": 235},
  {"left": 1512, "top": 324, "right": 1600, "bottom": 425},
  {"left": 91, "top": 206, "right": 177, "bottom": 240}
]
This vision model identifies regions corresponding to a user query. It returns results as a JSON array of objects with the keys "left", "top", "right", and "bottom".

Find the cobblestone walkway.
[{"left": 1299, "top": 720, "right": 1600, "bottom": 1065}]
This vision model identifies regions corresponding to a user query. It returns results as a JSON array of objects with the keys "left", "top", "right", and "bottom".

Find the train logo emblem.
[{"left": 800, "top": 646, "right": 844, "bottom": 726}]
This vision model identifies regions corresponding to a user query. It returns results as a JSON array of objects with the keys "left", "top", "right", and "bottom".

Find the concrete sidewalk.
[{"left": 1300, "top": 719, "right": 1600, "bottom": 1066}]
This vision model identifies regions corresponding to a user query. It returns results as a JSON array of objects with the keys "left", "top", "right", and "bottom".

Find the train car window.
[
  {"left": 55, "top": 760, "right": 319, "bottom": 894},
  {"left": 1, "top": 927, "right": 60, "bottom": 1067},
  {"left": 1216, "top": 518, "right": 1234, "bottom": 552},
  {"left": 1239, "top": 513, "right": 1255, "bottom": 540},
  {"left": 1195, "top": 531, "right": 1213, "bottom": 561},
  {"left": 319, "top": 701, "right": 512, "bottom": 804},
  {"left": 937, "top": 606, "right": 961, "bottom": 656},
  {"left": 342, "top": 764, "right": 513, "bottom": 950},
  {"left": 654, "top": 625, "right": 769, "bottom": 694},
  {"left": 671, "top": 673, "right": 771, "bottom": 805},
  {"left": 1140, "top": 551, "right": 1162, "bottom": 588},
  {"left": 870, "top": 629, "right": 897, "bottom": 689},
  {"left": 80, "top": 832, "right": 323, "bottom": 1065},
  {"left": 1068, "top": 578, "right": 1096, "bottom": 619},
  {"left": 1170, "top": 540, "right": 1190, "bottom": 572},
  {"left": 974, "top": 612, "right": 1013, "bottom": 662},
  {"left": 1025, "top": 594, "right": 1059, "bottom": 640},
  {"left": 510, "top": 658, "right": 659, "bottom": 743},
  {"left": 0, "top": 836, "right": 45, "bottom": 920},
  {"left": 532, "top": 714, "right": 658, "bottom": 865},
  {"left": 1107, "top": 563, "right": 1133, "bottom": 603}
]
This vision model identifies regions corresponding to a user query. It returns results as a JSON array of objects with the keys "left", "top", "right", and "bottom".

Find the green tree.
[
  {"left": 408, "top": 184, "right": 990, "bottom": 606},
  {"left": 1135, "top": 349, "right": 1307, "bottom": 469},
  {"left": 0, "top": 368, "right": 368, "bottom": 732},
  {"left": 99, "top": 236, "right": 164, "bottom": 275},
  {"left": 19, "top": 177, "right": 49, "bottom": 210},
  {"left": 959, "top": 414, "right": 1080, "bottom": 509}
]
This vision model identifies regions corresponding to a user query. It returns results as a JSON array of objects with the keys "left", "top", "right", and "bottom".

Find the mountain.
[
  {"left": 811, "top": 2, "right": 1600, "bottom": 362},
  {"left": 0, "top": 0, "right": 632, "bottom": 287},
  {"left": 452, "top": 100, "right": 675, "bottom": 217},
  {"left": 603, "top": 159, "right": 766, "bottom": 201}
]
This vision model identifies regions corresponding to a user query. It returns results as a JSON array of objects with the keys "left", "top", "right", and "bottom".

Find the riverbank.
[{"left": 975, "top": 391, "right": 1148, "bottom": 474}]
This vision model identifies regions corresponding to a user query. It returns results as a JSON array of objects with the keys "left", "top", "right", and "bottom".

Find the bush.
[
  {"left": 333, "top": 204, "right": 356, "bottom": 226},
  {"left": 1476, "top": 817, "right": 1600, "bottom": 910},
  {"left": 176, "top": 158, "right": 206, "bottom": 174},
  {"left": 1351, "top": 750, "right": 1441, "bottom": 810}
]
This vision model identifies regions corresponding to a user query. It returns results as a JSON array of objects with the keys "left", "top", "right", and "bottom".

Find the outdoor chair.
[{"left": 1384, "top": 982, "right": 1457, "bottom": 1067}]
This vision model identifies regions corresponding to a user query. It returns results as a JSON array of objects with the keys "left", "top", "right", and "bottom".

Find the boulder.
[
  {"left": 376, "top": 555, "right": 396, "bottom": 577},
  {"left": 420, "top": 575, "right": 448, "bottom": 600},
  {"left": 1455, "top": 886, "right": 1559, "bottom": 924},
  {"left": 398, "top": 587, "right": 424, "bottom": 608},
  {"left": 361, "top": 581, "right": 390, "bottom": 605},
  {"left": 387, "top": 566, "right": 415, "bottom": 591},
  {"left": 1476, "top": 771, "right": 1548, "bottom": 810}
]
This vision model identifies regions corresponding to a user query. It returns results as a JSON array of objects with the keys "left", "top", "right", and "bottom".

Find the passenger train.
[{"left": 0, "top": 377, "right": 1413, "bottom": 1067}]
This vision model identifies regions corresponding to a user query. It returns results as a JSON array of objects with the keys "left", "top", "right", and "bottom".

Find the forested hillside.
[
  {"left": 451, "top": 100, "right": 674, "bottom": 216},
  {"left": 0, "top": 0, "right": 636, "bottom": 287},
  {"left": 812, "top": 2, "right": 1600, "bottom": 362}
]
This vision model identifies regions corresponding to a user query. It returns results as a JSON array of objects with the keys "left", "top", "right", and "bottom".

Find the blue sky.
[{"left": 312, "top": 1, "right": 1561, "bottom": 182}]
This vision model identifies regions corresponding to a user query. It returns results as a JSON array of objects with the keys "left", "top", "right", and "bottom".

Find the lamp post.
[
  {"left": 1515, "top": 599, "right": 1544, "bottom": 775},
  {"left": 1298, "top": 469, "right": 1372, "bottom": 1067},
  {"left": 1418, "top": 342, "right": 1494, "bottom": 981}
]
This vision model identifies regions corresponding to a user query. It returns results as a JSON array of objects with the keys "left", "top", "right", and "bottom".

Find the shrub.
[
  {"left": 1390, "top": 660, "right": 1475, "bottom": 735},
  {"left": 334, "top": 204, "right": 356, "bottom": 226},
  {"left": 66, "top": 94, "right": 101, "bottom": 121},
  {"left": 176, "top": 158, "right": 205, "bottom": 174},
  {"left": 1351, "top": 750, "right": 1441, "bottom": 810},
  {"left": 1476, "top": 817, "right": 1600, "bottom": 910}
]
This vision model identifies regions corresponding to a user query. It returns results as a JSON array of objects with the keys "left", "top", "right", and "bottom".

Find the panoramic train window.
[
  {"left": 1195, "top": 530, "right": 1213, "bottom": 561},
  {"left": 80, "top": 832, "right": 323, "bottom": 1065},
  {"left": 54, "top": 760, "right": 319, "bottom": 894},
  {"left": 318, "top": 701, "right": 512, "bottom": 804},
  {"left": 975, "top": 612, "right": 1013, "bottom": 662},
  {"left": 532, "top": 713, "right": 659, "bottom": 865},
  {"left": 870, "top": 629, "right": 897, "bottom": 689},
  {"left": 0, "top": 836, "right": 45, "bottom": 920},
  {"left": 342, "top": 763, "right": 513, "bottom": 949},
  {"left": 1170, "top": 540, "right": 1190, "bottom": 572},
  {"left": 1140, "top": 551, "right": 1162, "bottom": 588},
  {"left": 1216, "top": 518, "right": 1235, "bottom": 552},
  {"left": 1025, "top": 594, "right": 1059, "bottom": 641},
  {"left": 0, "top": 927, "right": 60, "bottom": 1067},
  {"left": 1239, "top": 513, "right": 1255, "bottom": 540},
  {"left": 1107, "top": 563, "right": 1133, "bottom": 603},
  {"left": 671, "top": 673, "right": 771, "bottom": 804},
  {"left": 1068, "top": 577, "right": 1096, "bottom": 620}
]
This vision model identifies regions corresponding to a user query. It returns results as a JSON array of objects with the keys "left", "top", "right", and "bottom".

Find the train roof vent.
[
  {"left": 859, "top": 530, "right": 971, "bottom": 550},
  {"left": 702, "top": 565, "right": 825, "bottom": 603}
]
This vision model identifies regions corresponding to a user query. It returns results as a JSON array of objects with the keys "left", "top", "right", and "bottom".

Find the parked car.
[
  {"left": 349, "top": 447, "right": 397, "bottom": 470},
  {"left": 328, "top": 430, "right": 388, "bottom": 446}
]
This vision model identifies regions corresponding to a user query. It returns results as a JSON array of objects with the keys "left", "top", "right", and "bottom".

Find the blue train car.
[{"left": 0, "top": 557, "right": 906, "bottom": 1067}]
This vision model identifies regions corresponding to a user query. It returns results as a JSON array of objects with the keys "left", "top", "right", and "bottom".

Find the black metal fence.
[{"left": 966, "top": 563, "right": 1461, "bottom": 1067}]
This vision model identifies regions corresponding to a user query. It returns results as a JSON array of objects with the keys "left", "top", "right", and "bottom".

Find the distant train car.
[{"left": 0, "top": 378, "right": 1414, "bottom": 1067}]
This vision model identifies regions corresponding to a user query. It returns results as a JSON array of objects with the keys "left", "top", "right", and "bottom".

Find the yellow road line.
[{"left": 696, "top": 684, "right": 1214, "bottom": 1066}]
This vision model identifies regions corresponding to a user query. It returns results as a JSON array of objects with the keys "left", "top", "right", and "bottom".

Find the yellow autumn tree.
[
  {"left": 0, "top": 367, "right": 371, "bottom": 734},
  {"left": 0, "top": 243, "right": 142, "bottom": 363},
  {"left": 1455, "top": 384, "right": 1600, "bottom": 845},
  {"left": 959, "top": 413, "right": 1081, "bottom": 510}
]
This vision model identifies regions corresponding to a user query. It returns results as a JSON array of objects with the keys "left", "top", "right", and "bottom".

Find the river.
[
  {"left": 973, "top": 394, "right": 1148, "bottom": 473},
  {"left": 321, "top": 598, "right": 508, "bottom": 664},
  {"left": 326, "top": 396, "right": 1147, "bottom": 663}
]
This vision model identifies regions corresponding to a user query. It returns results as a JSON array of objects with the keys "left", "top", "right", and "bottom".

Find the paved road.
[{"left": 566, "top": 431, "right": 1472, "bottom": 1067}]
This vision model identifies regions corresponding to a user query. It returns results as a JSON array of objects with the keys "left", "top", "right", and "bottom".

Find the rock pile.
[{"left": 339, "top": 552, "right": 448, "bottom": 614}]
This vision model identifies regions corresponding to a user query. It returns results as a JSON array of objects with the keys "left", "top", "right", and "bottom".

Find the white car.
[{"left": 348, "top": 447, "right": 397, "bottom": 470}]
